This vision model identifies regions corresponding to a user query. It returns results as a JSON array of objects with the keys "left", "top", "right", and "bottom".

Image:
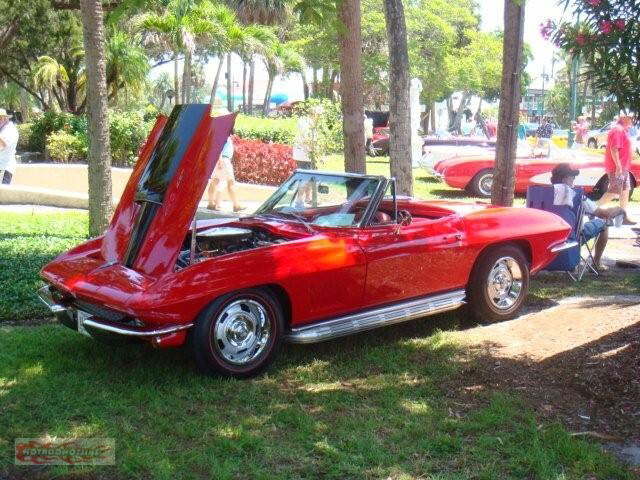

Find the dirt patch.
[{"left": 445, "top": 295, "right": 640, "bottom": 470}]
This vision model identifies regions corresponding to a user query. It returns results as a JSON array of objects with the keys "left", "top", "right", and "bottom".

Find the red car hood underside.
[{"left": 101, "top": 104, "right": 236, "bottom": 277}]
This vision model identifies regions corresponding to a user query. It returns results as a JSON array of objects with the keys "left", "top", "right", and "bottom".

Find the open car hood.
[{"left": 101, "top": 104, "right": 236, "bottom": 277}]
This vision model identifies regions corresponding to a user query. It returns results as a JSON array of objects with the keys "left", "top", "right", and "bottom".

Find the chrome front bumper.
[{"left": 37, "top": 286, "right": 192, "bottom": 337}]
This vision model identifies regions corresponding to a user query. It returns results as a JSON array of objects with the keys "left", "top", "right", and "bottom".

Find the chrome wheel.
[
  {"left": 478, "top": 173, "right": 493, "bottom": 197},
  {"left": 486, "top": 256, "right": 523, "bottom": 310},
  {"left": 213, "top": 299, "right": 271, "bottom": 365}
]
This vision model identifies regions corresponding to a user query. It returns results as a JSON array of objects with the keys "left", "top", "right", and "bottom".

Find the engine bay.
[{"left": 177, "top": 226, "right": 289, "bottom": 268}]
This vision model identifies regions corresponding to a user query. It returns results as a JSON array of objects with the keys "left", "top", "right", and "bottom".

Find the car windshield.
[{"left": 255, "top": 172, "right": 382, "bottom": 228}]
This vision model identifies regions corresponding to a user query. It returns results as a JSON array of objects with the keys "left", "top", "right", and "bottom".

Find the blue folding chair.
[{"left": 526, "top": 185, "right": 600, "bottom": 281}]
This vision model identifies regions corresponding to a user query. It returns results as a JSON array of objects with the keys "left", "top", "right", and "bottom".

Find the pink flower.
[
  {"left": 586, "top": 0, "right": 602, "bottom": 5},
  {"left": 614, "top": 19, "right": 626, "bottom": 30},
  {"left": 599, "top": 20, "right": 613, "bottom": 34},
  {"left": 576, "top": 33, "right": 588, "bottom": 46}
]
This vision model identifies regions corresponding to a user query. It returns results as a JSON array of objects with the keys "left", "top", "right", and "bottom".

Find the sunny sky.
[{"left": 479, "top": 0, "right": 574, "bottom": 89}]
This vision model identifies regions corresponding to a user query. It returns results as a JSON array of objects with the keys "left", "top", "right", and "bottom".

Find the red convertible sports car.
[
  {"left": 433, "top": 143, "right": 640, "bottom": 198},
  {"left": 38, "top": 105, "right": 573, "bottom": 378}
]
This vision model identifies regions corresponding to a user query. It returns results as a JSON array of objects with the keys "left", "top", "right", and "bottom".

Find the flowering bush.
[
  {"left": 231, "top": 136, "right": 296, "bottom": 186},
  {"left": 542, "top": 0, "right": 638, "bottom": 114}
]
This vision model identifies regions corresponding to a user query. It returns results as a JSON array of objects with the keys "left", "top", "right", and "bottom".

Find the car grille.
[{"left": 72, "top": 300, "right": 128, "bottom": 323}]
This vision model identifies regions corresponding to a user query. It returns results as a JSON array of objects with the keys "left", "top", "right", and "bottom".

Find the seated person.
[{"left": 551, "top": 163, "right": 636, "bottom": 270}]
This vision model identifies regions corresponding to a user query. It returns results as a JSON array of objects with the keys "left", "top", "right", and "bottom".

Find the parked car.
[
  {"left": 586, "top": 122, "right": 615, "bottom": 149},
  {"left": 38, "top": 104, "right": 572, "bottom": 378},
  {"left": 368, "top": 127, "right": 391, "bottom": 156},
  {"left": 433, "top": 142, "right": 640, "bottom": 198},
  {"left": 419, "top": 136, "right": 496, "bottom": 169}
]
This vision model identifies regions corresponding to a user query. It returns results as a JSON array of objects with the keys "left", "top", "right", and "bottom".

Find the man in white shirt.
[{"left": 0, "top": 109, "right": 19, "bottom": 184}]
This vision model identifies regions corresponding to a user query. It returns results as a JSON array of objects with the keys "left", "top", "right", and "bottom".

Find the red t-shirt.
[{"left": 604, "top": 124, "right": 632, "bottom": 172}]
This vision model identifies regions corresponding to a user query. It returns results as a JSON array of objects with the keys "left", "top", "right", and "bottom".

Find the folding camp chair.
[{"left": 526, "top": 185, "right": 602, "bottom": 281}]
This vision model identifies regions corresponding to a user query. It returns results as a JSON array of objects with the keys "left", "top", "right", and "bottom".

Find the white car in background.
[{"left": 586, "top": 122, "right": 615, "bottom": 149}]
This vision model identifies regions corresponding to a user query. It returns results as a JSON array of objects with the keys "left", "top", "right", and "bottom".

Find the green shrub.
[
  {"left": 234, "top": 114, "right": 297, "bottom": 145},
  {"left": 293, "top": 98, "right": 344, "bottom": 153},
  {"left": 16, "top": 123, "right": 33, "bottom": 152},
  {"left": 45, "top": 130, "right": 87, "bottom": 163},
  {"left": 109, "top": 110, "right": 155, "bottom": 167},
  {"left": 28, "top": 111, "right": 76, "bottom": 152}
]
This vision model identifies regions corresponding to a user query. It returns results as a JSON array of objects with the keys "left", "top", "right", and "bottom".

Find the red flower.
[
  {"left": 614, "top": 19, "right": 626, "bottom": 30},
  {"left": 576, "top": 33, "right": 588, "bottom": 46},
  {"left": 586, "top": 0, "right": 601, "bottom": 6},
  {"left": 599, "top": 20, "right": 613, "bottom": 34}
]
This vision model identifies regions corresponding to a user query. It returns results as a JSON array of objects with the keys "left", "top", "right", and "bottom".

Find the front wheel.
[
  {"left": 190, "top": 288, "right": 284, "bottom": 378},
  {"left": 467, "top": 169, "right": 494, "bottom": 198},
  {"left": 467, "top": 245, "right": 530, "bottom": 324}
]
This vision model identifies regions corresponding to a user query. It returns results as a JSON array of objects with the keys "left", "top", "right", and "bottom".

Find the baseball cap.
[{"left": 551, "top": 163, "right": 580, "bottom": 184}]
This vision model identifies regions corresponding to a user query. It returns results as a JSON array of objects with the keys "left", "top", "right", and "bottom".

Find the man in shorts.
[
  {"left": 552, "top": 163, "right": 635, "bottom": 270},
  {"left": 207, "top": 136, "right": 244, "bottom": 212},
  {"left": 598, "top": 114, "right": 634, "bottom": 213}
]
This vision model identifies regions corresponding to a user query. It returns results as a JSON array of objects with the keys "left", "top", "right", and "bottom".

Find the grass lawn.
[{"left": 1, "top": 197, "right": 638, "bottom": 478}]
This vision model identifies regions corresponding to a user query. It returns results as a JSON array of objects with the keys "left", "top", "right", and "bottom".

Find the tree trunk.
[
  {"left": 338, "top": 0, "right": 366, "bottom": 173},
  {"left": 182, "top": 50, "right": 191, "bottom": 103},
  {"left": 226, "top": 53, "right": 233, "bottom": 112},
  {"left": 248, "top": 59, "right": 255, "bottom": 114},
  {"left": 491, "top": 0, "right": 525, "bottom": 207},
  {"left": 301, "top": 70, "right": 309, "bottom": 100},
  {"left": 262, "top": 74, "right": 274, "bottom": 116},
  {"left": 383, "top": 0, "right": 412, "bottom": 195},
  {"left": 312, "top": 68, "right": 318, "bottom": 96},
  {"left": 209, "top": 55, "right": 223, "bottom": 104},
  {"left": 446, "top": 96, "right": 454, "bottom": 129},
  {"left": 242, "top": 61, "right": 247, "bottom": 112},
  {"left": 430, "top": 102, "right": 436, "bottom": 132},
  {"left": 452, "top": 92, "right": 471, "bottom": 134},
  {"left": 79, "top": 0, "right": 112, "bottom": 236},
  {"left": 321, "top": 66, "right": 330, "bottom": 98},
  {"left": 174, "top": 54, "right": 179, "bottom": 104}
]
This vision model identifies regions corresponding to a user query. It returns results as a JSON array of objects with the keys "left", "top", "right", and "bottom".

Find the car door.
[{"left": 356, "top": 215, "right": 468, "bottom": 309}]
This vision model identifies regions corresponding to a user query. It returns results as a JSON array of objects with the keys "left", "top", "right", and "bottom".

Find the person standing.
[
  {"left": 207, "top": 135, "right": 244, "bottom": 212},
  {"left": 598, "top": 114, "right": 634, "bottom": 212},
  {"left": 536, "top": 117, "right": 553, "bottom": 139},
  {"left": 572, "top": 115, "right": 589, "bottom": 149},
  {"left": 0, "top": 109, "right": 19, "bottom": 185}
]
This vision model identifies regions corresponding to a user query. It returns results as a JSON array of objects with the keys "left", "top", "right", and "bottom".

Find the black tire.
[
  {"left": 587, "top": 138, "right": 598, "bottom": 149},
  {"left": 466, "top": 244, "right": 530, "bottom": 324},
  {"left": 190, "top": 288, "right": 284, "bottom": 378},
  {"left": 467, "top": 169, "right": 494, "bottom": 198}
]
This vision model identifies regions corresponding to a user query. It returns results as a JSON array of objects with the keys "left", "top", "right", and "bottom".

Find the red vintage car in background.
[
  {"left": 38, "top": 105, "right": 572, "bottom": 378},
  {"left": 433, "top": 143, "right": 640, "bottom": 198}
]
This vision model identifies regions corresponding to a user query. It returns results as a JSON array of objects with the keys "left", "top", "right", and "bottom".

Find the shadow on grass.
[
  {"left": 415, "top": 176, "right": 441, "bottom": 184},
  {"left": 0, "top": 305, "right": 633, "bottom": 480}
]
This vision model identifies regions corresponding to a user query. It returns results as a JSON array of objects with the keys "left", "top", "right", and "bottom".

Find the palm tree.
[
  {"left": 261, "top": 41, "right": 304, "bottom": 115},
  {"left": 105, "top": 30, "right": 150, "bottom": 102},
  {"left": 33, "top": 56, "right": 70, "bottom": 111},
  {"left": 383, "top": 0, "right": 412, "bottom": 195},
  {"left": 229, "top": 0, "right": 287, "bottom": 113},
  {"left": 491, "top": 0, "right": 525, "bottom": 207},
  {"left": 79, "top": 0, "right": 113, "bottom": 236},
  {"left": 338, "top": 0, "right": 366, "bottom": 173}
]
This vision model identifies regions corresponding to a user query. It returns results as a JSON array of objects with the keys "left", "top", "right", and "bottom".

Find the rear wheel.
[
  {"left": 467, "top": 169, "right": 494, "bottom": 198},
  {"left": 190, "top": 288, "right": 284, "bottom": 378},
  {"left": 467, "top": 245, "right": 530, "bottom": 324}
]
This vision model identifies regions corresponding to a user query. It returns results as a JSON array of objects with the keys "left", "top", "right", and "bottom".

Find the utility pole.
[{"left": 568, "top": 14, "right": 580, "bottom": 147}]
